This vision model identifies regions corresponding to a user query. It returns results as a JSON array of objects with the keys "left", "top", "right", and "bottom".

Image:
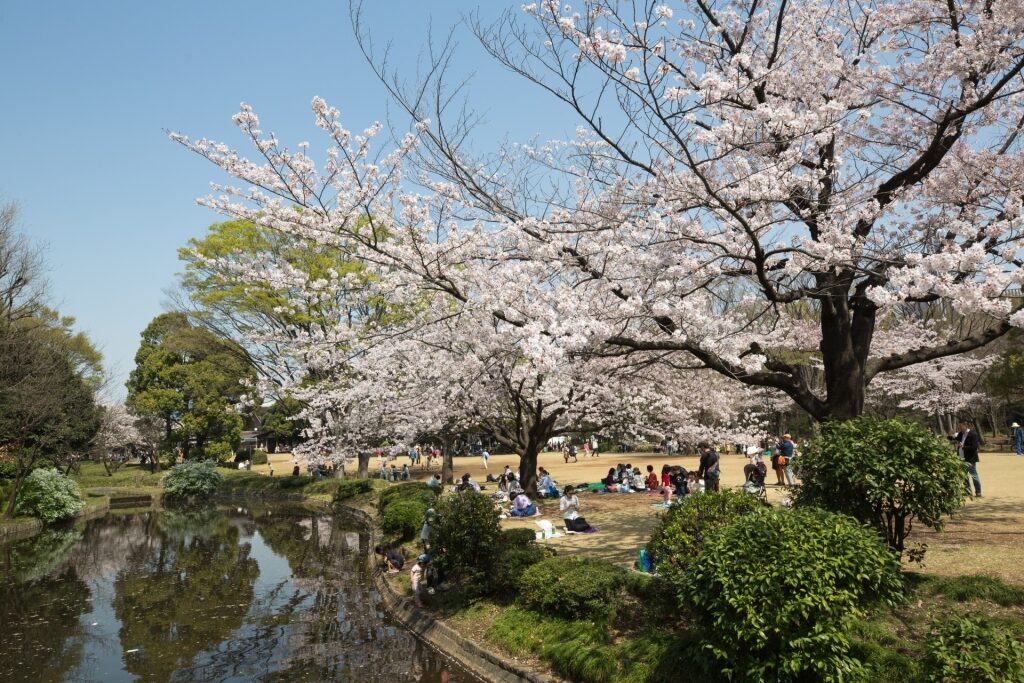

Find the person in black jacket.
[
  {"left": 954, "top": 421, "right": 982, "bottom": 497},
  {"left": 697, "top": 443, "right": 721, "bottom": 493}
]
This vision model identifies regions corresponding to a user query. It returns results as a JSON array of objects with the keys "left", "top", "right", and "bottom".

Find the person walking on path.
[
  {"left": 1013, "top": 422, "right": 1024, "bottom": 456},
  {"left": 955, "top": 421, "right": 983, "bottom": 497},
  {"left": 697, "top": 443, "right": 721, "bottom": 493}
]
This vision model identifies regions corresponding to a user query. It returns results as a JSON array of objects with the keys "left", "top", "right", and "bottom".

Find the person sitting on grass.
[
  {"left": 631, "top": 466, "right": 647, "bottom": 491},
  {"left": 411, "top": 554, "right": 431, "bottom": 608},
  {"left": 687, "top": 471, "right": 705, "bottom": 494},
  {"left": 559, "top": 485, "right": 596, "bottom": 532},
  {"left": 374, "top": 544, "right": 404, "bottom": 573},
  {"left": 602, "top": 467, "right": 620, "bottom": 492},
  {"left": 645, "top": 465, "right": 659, "bottom": 491},
  {"left": 509, "top": 492, "right": 538, "bottom": 517},
  {"left": 507, "top": 473, "right": 525, "bottom": 496},
  {"left": 671, "top": 466, "right": 689, "bottom": 498},
  {"left": 538, "top": 467, "right": 558, "bottom": 498},
  {"left": 426, "top": 473, "right": 441, "bottom": 489},
  {"left": 456, "top": 473, "right": 481, "bottom": 492}
]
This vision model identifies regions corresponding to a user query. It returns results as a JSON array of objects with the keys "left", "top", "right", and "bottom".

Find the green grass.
[
  {"left": 219, "top": 469, "right": 340, "bottom": 498},
  {"left": 71, "top": 462, "right": 164, "bottom": 492},
  {"left": 909, "top": 573, "right": 1024, "bottom": 607},
  {"left": 483, "top": 606, "right": 700, "bottom": 683}
]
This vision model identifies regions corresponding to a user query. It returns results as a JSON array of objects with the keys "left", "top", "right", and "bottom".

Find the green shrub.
[
  {"left": 647, "top": 490, "right": 765, "bottom": 604},
  {"left": 490, "top": 543, "right": 551, "bottom": 596},
  {"left": 687, "top": 508, "right": 903, "bottom": 682},
  {"left": 519, "top": 556, "right": 625, "bottom": 620},
  {"left": 378, "top": 482, "right": 436, "bottom": 512},
  {"left": 251, "top": 450, "right": 269, "bottom": 465},
  {"left": 334, "top": 478, "right": 373, "bottom": 501},
  {"left": 381, "top": 499, "right": 426, "bottom": 541},
  {"left": 15, "top": 468, "right": 85, "bottom": 523},
  {"left": 433, "top": 491, "right": 502, "bottom": 587},
  {"left": 924, "top": 614, "right": 1024, "bottom": 682},
  {"left": 502, "top": 527, "right": 538, "bottom": 547},
  {"left": 796, "top": 417, "right": 967, "bottom": 555},
  {"left": 200, "top": 442, "right": 234, "bottom": 462},
  {"left": 162, "top": 460, "right": 224, "bottom": 500}
]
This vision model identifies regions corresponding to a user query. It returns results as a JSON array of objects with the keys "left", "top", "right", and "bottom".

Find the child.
[
  {"left": 645, "top": 465, "right": 659, "bottom": 491},
  {"left": 687, "top": 471, "right": 705, "bottom": 494},
  {"left": 411, "top": 554, "right": 431, "bottom": 608},
  {"left": 374, "top": 544, "right": 405, "bottom": 573}
]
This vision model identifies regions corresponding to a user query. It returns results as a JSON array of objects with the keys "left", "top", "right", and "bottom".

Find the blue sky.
[{"left": 0, "top": 1, "right": 571, "bottom": 399}]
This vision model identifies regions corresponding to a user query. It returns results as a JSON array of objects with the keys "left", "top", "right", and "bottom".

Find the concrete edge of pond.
[
  {"left": 0, "top": 500, "right": 112, "bottom": 544},
  {"left": 335, "top": 504, "right": 567, "bottom": 683}
]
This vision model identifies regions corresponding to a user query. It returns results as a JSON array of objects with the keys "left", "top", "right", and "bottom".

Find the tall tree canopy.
[{"left": 126, "top": 312, "right": 255, "bottom": 464}]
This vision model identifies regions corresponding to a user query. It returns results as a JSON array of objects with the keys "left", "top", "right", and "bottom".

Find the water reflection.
[{"left": 0, "top": 507, "right": 475, "bottom": 682}]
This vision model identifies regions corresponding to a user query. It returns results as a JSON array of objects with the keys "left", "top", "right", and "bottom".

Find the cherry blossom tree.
[{"left": 354, "top": 0, "right": 1024, "bottom": 421}]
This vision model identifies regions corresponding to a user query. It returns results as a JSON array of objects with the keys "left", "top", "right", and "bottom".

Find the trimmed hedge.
[
  {"left": 162, "top": 460, "right": 224, "bottom": 500},
  {"left": 335, "top": 478, "right": 373, "bottom": 501},
  {"left": 519, "top": 556, "right": 625, "bottom": 620},
  {"left": 251, "top": 450, "right": 269, "bottom": 465},
  {"left": 378, "top": 482, "right": 436, "bottom": 513},
  {"left": 490, "top": 543, "right": 552, "bottom": 596},
  {"left": 381, "top": 499, "right": 426, "bottom": 541},
  {"left": 502, "top": 527, "right": 538, "bottom": 547}
]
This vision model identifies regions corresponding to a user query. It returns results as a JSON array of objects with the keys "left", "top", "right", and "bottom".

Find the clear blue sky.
[{"left": 0, "top": 1, "right": 571, "bottom": 399}]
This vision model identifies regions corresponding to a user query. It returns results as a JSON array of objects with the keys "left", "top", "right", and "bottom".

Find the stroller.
[{"left": 743, "top": 462, "right": 768, "bottom": 503}]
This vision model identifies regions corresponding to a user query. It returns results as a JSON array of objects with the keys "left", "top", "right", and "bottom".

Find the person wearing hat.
[
  {"left": 411, "top": 554, "right": 431, "bottom": 607},
  {"left": 774, "top": 434, "right": 797, "bottom": 486},
  {"left": 1013, "top": 422, "right": 1024, "bottom": 456}
]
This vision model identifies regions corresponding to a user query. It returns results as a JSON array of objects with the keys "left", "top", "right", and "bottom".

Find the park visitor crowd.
[{"left": 373, "top": 424, "right": 999, "bottom": 608}]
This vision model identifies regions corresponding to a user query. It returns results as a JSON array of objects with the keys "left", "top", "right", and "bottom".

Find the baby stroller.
[{"left": 743, "top": 462, "right": 768, "bottom": 503}]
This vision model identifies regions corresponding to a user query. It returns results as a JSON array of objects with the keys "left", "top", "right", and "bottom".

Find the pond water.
[{"left": 0, "top": 506, "right": 477, "bottom": 682}]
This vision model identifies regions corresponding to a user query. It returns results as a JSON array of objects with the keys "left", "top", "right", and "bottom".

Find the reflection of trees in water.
[
  {"left": 0, "top": 509, "right": 469, "bottom": 683},
  {"left": 1, "top": 528, "right": 81, "bottom": 583},
  {"left": 246, "top": 512, "right": 460, "bottom": 682},
  {"left": 112, "top": 515, "right": 260, "bottom": 683},
  {"left": 0, "top": 567, "right": 90, "bottom": 682}
]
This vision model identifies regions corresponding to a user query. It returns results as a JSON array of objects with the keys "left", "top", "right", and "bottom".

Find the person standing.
[
  {"left": 1013, "top": 422, "right": 1023, "bottom": 456},
  {"left": 955, "top": 421, "right": 982, "bottom": 497},
  {"left": 481, "top": 448, "right": 490, "bottom": 470},
  {"left": 697, "top": 443, "right": 721, "bottom": 493},
  {"left": 775, "top": 435, "right": 797, "bottom": 486}
]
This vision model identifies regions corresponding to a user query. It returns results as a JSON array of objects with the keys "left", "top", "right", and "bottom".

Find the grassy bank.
[{"left": 424, "top": 572, "right": 1024, "bottom": 683}]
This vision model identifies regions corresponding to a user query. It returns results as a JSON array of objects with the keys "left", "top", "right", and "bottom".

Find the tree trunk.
[
  {"left": 441, "top": 446, "right": 454, "bottom": 485},
  {"left": 818, "top": 290, "right": 873, "bottom": 420},
  {"left": 518, "top": 446, "right": 539, "bottom": 496},
  {"left": 357, "top": 451, "right": 370, "bottom": 479},
  {"left": 4, "top": 471, "right": 26, "bottom": 518}
]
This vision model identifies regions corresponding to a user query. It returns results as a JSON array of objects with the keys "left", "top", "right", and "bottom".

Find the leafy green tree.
[
  {"left": 260, "top": 396, "right": 306, "bottom": 452},
  {"left": 178, "top": 219, "right": 377, "bottom": 385},
  {"left": 126, "top": 312, "right": 255, "bottom": 467},
  {"left": 0, "top": 204, "right": 102, "bottom": 515},
  {"left": 795, "top": 417, "right": 968, "bottom": 555}
]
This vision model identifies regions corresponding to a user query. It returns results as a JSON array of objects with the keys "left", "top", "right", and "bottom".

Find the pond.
[{"left": 0, "top": 506, "right": 477, "bottom": 682}]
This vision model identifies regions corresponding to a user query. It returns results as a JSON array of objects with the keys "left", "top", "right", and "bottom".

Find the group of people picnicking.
[{"left": 375, "top": 424, "right": 998, "bottom": 608}]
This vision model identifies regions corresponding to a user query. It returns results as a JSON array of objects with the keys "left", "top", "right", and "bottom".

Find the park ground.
[{"left": 257, "top": 448, "right": 1024, "bottom": 583}]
